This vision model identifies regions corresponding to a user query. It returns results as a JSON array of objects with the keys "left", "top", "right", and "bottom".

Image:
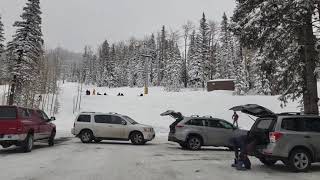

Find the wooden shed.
[{"left": 207, "top": 79, "right": 235, "bottom": 92}]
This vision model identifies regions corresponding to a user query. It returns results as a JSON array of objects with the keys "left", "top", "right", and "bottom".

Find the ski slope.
[{"left": 54, "top": 83, "right": 301, "bottom": 135}]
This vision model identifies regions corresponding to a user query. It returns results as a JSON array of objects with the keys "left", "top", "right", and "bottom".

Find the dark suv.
[{"left": 232, "top": 104, "right": 320, "bottom": 172}]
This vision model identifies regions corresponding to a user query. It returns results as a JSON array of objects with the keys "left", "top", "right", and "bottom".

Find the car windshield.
[{"left": 123, "top": 116, "right": 139, "bottom": 125}]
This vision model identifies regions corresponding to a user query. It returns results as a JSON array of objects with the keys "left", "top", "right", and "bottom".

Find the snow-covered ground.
[
  {"left": 1, "top": 82, "right": 320, "bottom": 180},
  {"left": 55, "top": 82, "right": 300, "bottom": 136},
  {"left": 1, "top": 137, "right": 320, "bottom": 180}
]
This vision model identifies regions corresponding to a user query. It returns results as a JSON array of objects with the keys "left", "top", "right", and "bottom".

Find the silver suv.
[
  {"left": 232, "top": 104, "right": 320, "bottom": 172},
  {"left": 71, "top": 112, "right": 155, "bottom": 145},
  {"left": 161, "top": 110, "right": 247, "bottom": 150}
]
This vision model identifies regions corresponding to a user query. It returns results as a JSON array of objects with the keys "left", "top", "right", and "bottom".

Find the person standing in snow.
[
  {"left": 232, "top": 111, "right": 239, "bottom": 128},
  {"left": 93, "top": 89, "right": 96, "bottom": 95}
]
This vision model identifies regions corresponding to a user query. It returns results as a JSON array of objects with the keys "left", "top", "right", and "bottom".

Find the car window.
[
  {"left": 37, "top": 110, "right": 49, "bottom": 121},
  {"left": 0, "top": 107, "right": 17, "bottom": 119},
  {"left": 111, "top": 116, "right": 124, "bottom": 125},
  {"left": 219, "top": 120, "right": 234, "bottom": 129},
  {"left": 255, "top": 118, "right": 275, "bottom": 130},
  {"left": 77, "top": 115, "right": 91, "bottom": 122},
  {"left": 123, "top": 116, "right": 138, "bottom": 125},
  {"left": 206, "top": 119, "right": 222, "bottom": 128},
  {"left": 94, "top": 115, "right": 112, "bottom": 124},
  {"left": 186, "top": 119, "right": 204, "bottom": 126},
  {"left": 20, "top": 108, "right": 31, "bottom": 118},
  {"left": 303, "top": 118, "right": 320, "bottom": 133},
  {"left": 281, "top": 118, "right": 304, "bottom": 131}
]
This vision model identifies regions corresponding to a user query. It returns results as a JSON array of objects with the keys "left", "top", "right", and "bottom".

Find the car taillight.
[
  {"left": 176, "top": 125, "right": 184, "bottom": 128},
  {"left": 270, "top": 132, "right": 283, "bottom": 143}
]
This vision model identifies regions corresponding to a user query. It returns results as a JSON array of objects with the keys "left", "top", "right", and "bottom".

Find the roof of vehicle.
[{"left": 79, "top": 112, "right": 125, "bottom": 116}]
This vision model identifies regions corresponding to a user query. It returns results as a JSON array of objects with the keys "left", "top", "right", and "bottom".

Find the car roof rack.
[
  {"left": 190, "top": 115, "right": 200, "bottom": 117},
  {"left": 80, "top": 111, "right": 97, "bottom": 114},
  {"left": 277, "top": 112, "right": 303, "bottom": 116},
  {"left": 109, "top": 112, "right": 119, "bottom": 115},
  {"left": 203, "top": 115, "right": 213, "bottom": 118}
]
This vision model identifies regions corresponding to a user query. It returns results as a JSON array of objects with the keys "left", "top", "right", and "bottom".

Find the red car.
[{"left": 0, "top": 106, "right": 56, "bottom": 152}]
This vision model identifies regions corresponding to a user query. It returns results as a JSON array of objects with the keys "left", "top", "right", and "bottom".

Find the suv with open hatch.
[
  {"left": 231, "top": 104, "right": 320, "bottom": 172},
  {"left": 0, "top": 106, "right": 56, "bottom": 152},
  {"left": 71, "top": 112, "right": 155, "bottom": 145},
  {"left": 160, "top": 110, "right": 247, "bottom": 150}
]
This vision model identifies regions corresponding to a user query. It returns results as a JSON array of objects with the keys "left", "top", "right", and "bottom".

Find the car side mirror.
[
  {"left": 121, "top": 120, "right": 127, "bottom": 125},
  {"left": 50, "top": 117, "right": 56, "bottom": 121}
]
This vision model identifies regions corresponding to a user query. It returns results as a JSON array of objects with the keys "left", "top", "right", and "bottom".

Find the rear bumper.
[
  {"left": 168, "top": 134, "right": 185, "bottom": 144},
  {"left": 0, "top": 134, "right": 27, "bottom": 142}
]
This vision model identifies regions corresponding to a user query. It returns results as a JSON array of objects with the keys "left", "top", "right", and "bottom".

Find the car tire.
[
  {"left": 259, "top": 157, "right": 277, "bottom": 166},
  {"left": 186, "top": 136, "right": 202, "bottom": 150},
  {"left": 288, "top": 149, "right": 311, "bottom": 172},
  {"left": 130, "top": 132, "right": 145, "bottom": 145},
  {"left": 48, "top": 130, "right": 56, "bottom": 147},
  {"left": 22, "top": 134, "right": 34, "bottom": 153},
  {"left": 80, "top": 130, "right": 94, "bottom": 143}
]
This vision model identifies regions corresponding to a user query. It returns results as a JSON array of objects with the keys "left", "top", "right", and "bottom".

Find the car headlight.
[{"left": 143, "top": 128, "right": 152, "bottom": 132}]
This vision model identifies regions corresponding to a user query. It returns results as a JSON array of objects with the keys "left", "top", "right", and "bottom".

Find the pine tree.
[
  {"left": 97, "top": 40, "right": 110, "bottom": 86},
  {"left": 188, "top": 30, "right": 202, "bottom": 88},
  {"left": 197, "top": 13, "right": 210, "bottom": 88},
  {"left": 164, "top": 42, "right": 182, "bottom": 92},
  {"left": 7, "top": 0, "right": 44, "bottom": 106},
  {"left": 217, "top": 13, "right": 234, "bottom": 79},
  {"left": 0, "top": 15, "right": 6, "bottom": 83},
  {"left": 232, "top": 0, "right": 320, "bottom": 114}
]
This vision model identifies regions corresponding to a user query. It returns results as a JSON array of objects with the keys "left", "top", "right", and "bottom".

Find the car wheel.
[
  {"left": 288, "top": 149, "right": 311, "bottom": 172},
  {"left": 130, "top": 132, "right": 145, "bottom": 145},
  {"left": 259, "top": 157, "right": 277, "bottom": 166},
  {"left": 187, "top": 136, "right": 202, "bottom": 150},
  {"left": 48, "top": 130, "right": 56, "bottom": 147},
  {"left": 80, "top": 130, "right": 94, "bottom": 143},
  {"left": 22, "top": 134, "right": 34, "bottom": 153}
]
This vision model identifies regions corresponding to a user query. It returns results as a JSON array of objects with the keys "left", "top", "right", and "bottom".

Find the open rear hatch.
[
  {"left": 230, "top": 104, "right": 276, "bottom": 156},
  {"left": 160, "top": 110, "right": 184, "bottom": 133},
  {"left": 229, "top": 104, "right": 275, "bottom": 118}
]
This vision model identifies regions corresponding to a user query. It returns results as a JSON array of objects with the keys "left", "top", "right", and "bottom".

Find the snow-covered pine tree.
[
  {"left": 7, "top": 0, "right": 44, "bottom": 106},
  {"left": 164, "top": 41, "right": 182, "bottom": 92},
  {"left": 197, "top": 13, "right": 211, "bottom": 88},
  {"left": 233, "top": 41, "right": 249, "bottom": 95},
  {"left": 232, "top": 0, "right": 320, "bottom": 114},
  {"left": 188, "top": 30, "right": 202, "bottom": 88},
  {"left": 108, "top": 44, "right": 117, "bottom": 87},
  {"left": 217, "top": 13, "right": 235, "bottom": 79},
  {"left": 97, "top": 40, "right": 110, "bottom": 86},
  {"left": 0, "top": 15, "right": 6, "bottom": 84},
  {"left": 157, "top": 26, "right": 168, "bottom": 86}
]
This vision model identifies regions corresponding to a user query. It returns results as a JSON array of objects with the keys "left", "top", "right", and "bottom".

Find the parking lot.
[{"left": 1, "top": 132, "right": 320, "bottom": 180}]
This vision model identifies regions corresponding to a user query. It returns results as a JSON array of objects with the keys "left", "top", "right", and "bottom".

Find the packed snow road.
[{"left": 1, "top": 133, "right": 320, "bottom": 180}]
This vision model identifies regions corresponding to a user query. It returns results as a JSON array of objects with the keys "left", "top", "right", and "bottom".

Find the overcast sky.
[{"left": 0, "top": 0, "right": 236, "bottom": 53}]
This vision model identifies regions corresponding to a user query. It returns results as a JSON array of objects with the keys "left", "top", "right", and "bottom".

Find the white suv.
[{"left": 71, "top": 112, "right": 155, "bottom": 145}]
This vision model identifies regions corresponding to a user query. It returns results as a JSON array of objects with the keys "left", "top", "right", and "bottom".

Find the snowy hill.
[{"left": 54, "top": 83, "right": 301, "bottom": 136}]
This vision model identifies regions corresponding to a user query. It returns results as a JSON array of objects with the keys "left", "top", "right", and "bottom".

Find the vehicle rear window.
[
  {"left": 255, "top": 118, "right": 275, "bottom": 130},
  {"left": 281, "top": 118, "right": 304, "bottom": 131},
  {"left": 0, "top": 107, "right": 17, "bottom": 119},
  {"left": 77, "top": 115, "right": 91, "bottom": 122}
]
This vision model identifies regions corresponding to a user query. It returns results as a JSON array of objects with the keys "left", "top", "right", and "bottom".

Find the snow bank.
[{"left": 54, "top": 83, "right": 301, "bottom": 135}]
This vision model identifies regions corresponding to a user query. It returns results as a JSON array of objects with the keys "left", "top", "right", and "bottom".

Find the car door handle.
[{"left": 304, "top": 136, "right": 311, "bottom": 139}]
